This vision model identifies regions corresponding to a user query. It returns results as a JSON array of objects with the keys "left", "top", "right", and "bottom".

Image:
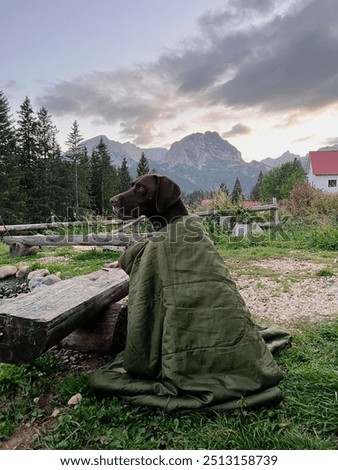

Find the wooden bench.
[{"left": 0, "top": 268, "right": 129, "bottom": 364}]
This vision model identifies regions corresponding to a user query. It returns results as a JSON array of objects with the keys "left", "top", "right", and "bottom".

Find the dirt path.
[{"left": 234, "top": 257, "right": 338, "bottom": 326}]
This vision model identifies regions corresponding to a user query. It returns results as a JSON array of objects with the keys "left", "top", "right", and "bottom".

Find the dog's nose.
[{"left": 110, "top": 196, "right": 119, "bottom": 206}]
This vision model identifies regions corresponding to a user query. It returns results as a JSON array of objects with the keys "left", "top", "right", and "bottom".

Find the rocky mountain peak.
[
  {"left": 166, "top": 131, "right": 243, "bottom": 169},
  {"left": 81, "top": 130, "right": 310, "bottom": 195}
]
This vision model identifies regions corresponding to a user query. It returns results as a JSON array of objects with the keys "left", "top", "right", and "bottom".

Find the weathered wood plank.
[
  {"left": 0, "top": 220, "right": 120, "bottom": 233},
  {"left": 0, "top": 218, "right": 142, "bottom": 233},
  {"left": 3, "top": 232, "right": 152, "bottom": 248},
  {"left": 0, "top": 268, "right": 129, "bottom": 364},
  {"left": 196, "top": 204, "right": 278, "bottom": 217},
  {"left": 111, "top": 215, "right": 146, "bottom": 234},
  {"left": 0, "top": 221, "right": 81, "bottom": 233}
]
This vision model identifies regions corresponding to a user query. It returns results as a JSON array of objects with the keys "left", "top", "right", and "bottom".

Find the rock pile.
[
  {"left": 0, "top": 277, "right": 30, "bottom": 299},
  {"left": 0, "top": 264, "right": 61, "bottom": 299}
]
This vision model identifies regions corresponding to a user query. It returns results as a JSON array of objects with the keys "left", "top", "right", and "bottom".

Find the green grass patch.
[
  {"left": 0, "top": 320, "right": 337, "bottom": 450},
  {"left": 316, "top": 269, "right": 334, "bottom": 277},
  {"left": 0, "top": 242, "right": 120, "bottom": 280}
]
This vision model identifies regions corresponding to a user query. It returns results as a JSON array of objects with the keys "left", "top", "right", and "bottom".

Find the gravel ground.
[
  {"left": 1, "top": 256, "right": 337, "bottom": 326},
  {"left": 234, "top": 258, "right": 338, "bottom": 326}
]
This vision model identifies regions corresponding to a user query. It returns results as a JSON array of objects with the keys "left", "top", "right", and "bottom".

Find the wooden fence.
[{"left": 1, "top": 200, "right": 280, "bottom": 257}]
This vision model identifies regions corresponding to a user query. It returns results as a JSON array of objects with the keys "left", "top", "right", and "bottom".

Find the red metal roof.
[
  {"left": 200, "top": 199, "right": 214, "bottom": 206},
  {"left": 309, "top": 151, "right": 338, "bottom": 175},
  {"left": 242, "top": 201, "right": 261, "bottom": 208}
]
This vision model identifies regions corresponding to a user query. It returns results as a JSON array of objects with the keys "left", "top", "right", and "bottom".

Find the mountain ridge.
[{"left": 82, "top": 131, "right": 333, "bottom": 195}]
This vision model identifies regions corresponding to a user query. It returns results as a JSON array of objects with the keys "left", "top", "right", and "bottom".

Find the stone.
[
  {"left": 41, "top": 274, "right": 61, "bottom": 286},
  {"left": 28, "top": 277, "right": 45, "bottom": 291},
  {"left": 0, "top": 265, "right": 17, "bottom": 280},
  {"left": 27, "top": 269, "right": 49, "bottom": 280},
  {"left": 28, "top": 274, "right": 61, "bottom": 291},
  {"left": 67, "top": 393, "right": 82, "bottom": 406},
  {"left": 51, "top": 408, "right": 61, "bottom": 418},
  {"left": 16, "top": 263, "right": 30, "bottom": 279}
]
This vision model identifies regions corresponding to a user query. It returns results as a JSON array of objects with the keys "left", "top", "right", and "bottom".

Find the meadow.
[{"left": 0, "top": 219, "right": 337, "bottom": 450}]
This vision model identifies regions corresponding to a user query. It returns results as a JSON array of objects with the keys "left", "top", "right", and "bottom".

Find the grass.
[
  {"left": 0, "top": 223, "right": 338, "bottom": 450},
  {"left": 0, "top": 242, "right": 120, "bottom": 280},
  {"left": 1, "top": 320, "right": 337, "bottom": 450}
]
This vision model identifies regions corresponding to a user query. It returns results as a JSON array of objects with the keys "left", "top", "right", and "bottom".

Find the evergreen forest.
[{"left": 0, "top": 92, "right": 137, "bottom": 224}]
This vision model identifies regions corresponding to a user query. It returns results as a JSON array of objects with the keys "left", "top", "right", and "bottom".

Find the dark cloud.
[
  {"left": 38, "top": 0, "right": 338, "bottom": 144},
  {"left": 197, "top": 0, "right": 278, "bottom": 31},
  {"left": 223, "top": 123, "right": 251, "bottom": 137},
  {"left": 324, "top": 137, "right": 338, "bottom": 146},
  {"left": 38, "top": 69, "right": 177, "bottom": 144},
  {"left": 207, "top": 0, "right": 338, "bottom": 111}
]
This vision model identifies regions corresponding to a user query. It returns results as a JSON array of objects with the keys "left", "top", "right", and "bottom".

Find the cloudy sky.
[{"left": 1, "top": 0, "right": 338, "bottom": 161}]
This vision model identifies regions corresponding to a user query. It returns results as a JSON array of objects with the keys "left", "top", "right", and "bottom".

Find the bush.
[
  {"left": 281, "top": 182, "right": 338, "bottom": 222},
  {"left": 308, "top": 226, "right": 338, "bottom": 251}
]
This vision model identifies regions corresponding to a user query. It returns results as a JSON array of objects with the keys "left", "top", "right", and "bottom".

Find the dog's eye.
[{"left": 136, "top": 184, "right": 145, "bottom": 192}]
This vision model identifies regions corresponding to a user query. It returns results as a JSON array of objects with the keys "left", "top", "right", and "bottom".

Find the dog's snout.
[{"left": 110, "top": 196, "right": 120, "bottom": 206}]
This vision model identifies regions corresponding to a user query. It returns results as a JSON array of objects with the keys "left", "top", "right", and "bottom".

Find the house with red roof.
[{"left": 307, "top": 150, "right": 338, "bottom": 193}]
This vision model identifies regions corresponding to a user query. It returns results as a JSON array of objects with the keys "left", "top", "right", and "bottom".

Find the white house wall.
[{"left": 308, "top": 172, "right": 338, "bottom": 193}]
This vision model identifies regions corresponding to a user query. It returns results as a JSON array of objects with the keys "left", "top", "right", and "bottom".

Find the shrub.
[
  {"left": 281, "top": 182, "right": 338, "bottom": 222},
  {"left": 308, "top": 226, "right": 338, "bottom": 251}
]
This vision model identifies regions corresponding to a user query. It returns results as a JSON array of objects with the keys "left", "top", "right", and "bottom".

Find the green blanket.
[{"left": 89, "top": 216, "right": 291, "bottom": 412}]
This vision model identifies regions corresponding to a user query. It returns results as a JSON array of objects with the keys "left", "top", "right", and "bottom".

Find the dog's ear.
[{"left": 155, "top": 176, "right": 181, "bottom": 213}]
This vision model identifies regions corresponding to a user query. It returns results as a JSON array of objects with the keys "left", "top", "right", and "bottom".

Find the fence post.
[{"left": 272, "top": 198, "right": 279, "bottom": 225}]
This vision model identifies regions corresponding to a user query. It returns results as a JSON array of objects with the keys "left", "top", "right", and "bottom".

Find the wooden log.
[
  {"left": 0, "top": 221, "right": 85, "bottom": 233},
  {"left": 9, "top": 242, "right": 40, "bottom": 258},
  {"left": 102, "top": 246, "right": 126, "bottom": 252},
  {"left": 0, "top": 268, "right": 129, "bottom": 364},
  {"left": 3, "top": 232, "right": 152, "bottom": 250},
  {"left": 111, "top": 215, "right": 146, "bottom": 234},
  {"left": 0, "top": 218, "right": 144, "bottom": 233},
  {"left": 196, "top": 203, "right": 278, "bottom": 218},
  {"left": 61, "top": 298, "right": 128, "bottom": 354}
]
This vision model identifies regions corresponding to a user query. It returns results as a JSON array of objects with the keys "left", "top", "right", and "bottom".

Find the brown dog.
[
  {"left": 111, "top": 174, "right": 188, "bottom": 231},
  {"left": 91, "top": 173, "right": 287, "bottom": 411}
]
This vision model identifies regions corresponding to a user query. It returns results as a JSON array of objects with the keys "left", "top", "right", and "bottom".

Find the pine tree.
[
  {"left": 118, "top": 157, "right": 132, "bottom": 192},
  {"left": 36, "top": 107, "right": 59, "bottom": 160},
  {"left": 91, "top": 146, "right": 102, "bottom": 214},
  {"left": 65, "top": 121, "right": 91, "bottom": 217},
  {"left": 136, "top": 152, "right": 150, "bottom": 177},
  {"left": 249, "top": 171, "right": 264, "bottom": 201},
  {"left": 0, "top": 91, "right": 23, "bottom": 222},
  {"left": 47, "top": 140, "right": 73, "bottom": 219},
  {"left": 231, "top": 177, "right": 244, "bottom": 204},
  {"left": 16, "top": 96, "right": 39, "bottom": 221},
  {"left": 91, "top": 137, "right": 118, "bottom": 216},
  {"left": 219, "top": 182, "right": 229, "bottom": 195},
  {"left": 77, "top": 147, "right": 92, "bottom": 215},
  {"left": 35, "top": 106, "right": 62, "bottom": 220},
  {"left": 35, "top": 107, "right": 73, "bottom": 219},
  {"left": 213, "top": 183, "right": 232, "bottom": 210}
]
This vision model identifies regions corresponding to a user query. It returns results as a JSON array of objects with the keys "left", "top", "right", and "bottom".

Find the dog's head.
[{"left": 111, "top": 174, "right": 182, "bottom": 218}]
